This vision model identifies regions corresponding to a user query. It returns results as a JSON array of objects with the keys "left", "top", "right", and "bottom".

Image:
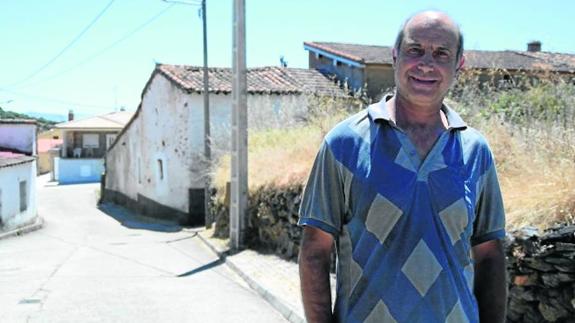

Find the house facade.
[
  {"left": 54, "top": 111, "right": 133, "bottom": 184},
  {"left": 103, "top": 64, "right": 349, "bottom": 226},
  {"left": 0, "top": 120, "right": 38, "bottom": 233},
  {"left": 304, "top": 41, "right": 575, "bottom": 101},
  {"left": 37, "top": 128, "right": 62, "bottom": 175}
]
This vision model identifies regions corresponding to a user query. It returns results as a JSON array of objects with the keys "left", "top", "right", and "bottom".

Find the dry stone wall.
[
  {"left": 213, "top": 183, "right": 303, "bottom": 260},
  {"left": 213, "top": 184, "right": 575, "bottom": 321},
  {"left": 507, "top": 225, "right": 575, "bottom": 323}
]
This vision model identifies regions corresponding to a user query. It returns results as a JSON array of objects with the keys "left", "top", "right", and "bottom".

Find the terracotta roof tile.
[
  {"left": 157, "top": 65, "right": 348, "bottom": 97},
  {"left": 0, "top": 150, "right": 35, "bottom": 168},
  {"left": 304, "top": 41, "right": 575, "bottom": 72}
]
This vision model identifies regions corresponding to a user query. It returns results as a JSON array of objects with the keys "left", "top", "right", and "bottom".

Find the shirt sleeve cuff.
[
  {"left": 298, "top": 217, "right": 339, "bottom": 236},
  {"left": 471, "top": 229, "right": 506, "bottom": 246}
]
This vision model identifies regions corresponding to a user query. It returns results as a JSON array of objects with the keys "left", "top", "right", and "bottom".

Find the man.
[{"left": 298, "top": 11, "right": 507, "bottom": 323}]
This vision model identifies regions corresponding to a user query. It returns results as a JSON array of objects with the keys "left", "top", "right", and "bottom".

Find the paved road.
[{"left": 0, "top": 176, "right": 287, "bottom": 323}]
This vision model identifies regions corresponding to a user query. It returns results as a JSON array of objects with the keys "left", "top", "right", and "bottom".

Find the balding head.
[{"left": 394, "top": 11, "right": 464, "bottom": 63}]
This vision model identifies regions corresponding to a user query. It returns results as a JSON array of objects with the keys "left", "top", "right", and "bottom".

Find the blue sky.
[{"left": 0, "top": 0, "right": 573, "bottom": 119}]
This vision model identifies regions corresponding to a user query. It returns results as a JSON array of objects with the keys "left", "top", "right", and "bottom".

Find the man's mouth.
[{"left": 409, "top": 75, "right": 438, "bottom": 85}]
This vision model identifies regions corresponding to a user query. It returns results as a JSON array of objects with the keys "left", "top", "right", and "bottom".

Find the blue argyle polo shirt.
[{"left": 298, "top": 98, "right": 505, "bottom": 323}]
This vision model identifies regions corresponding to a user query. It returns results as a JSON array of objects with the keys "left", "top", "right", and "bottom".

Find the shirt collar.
[{"left": 367, "top": 94, "right": 467, "bottom": 131}]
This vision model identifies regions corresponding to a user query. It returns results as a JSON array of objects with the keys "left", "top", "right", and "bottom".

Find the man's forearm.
[
  {"left": 299, "top": 227, "right": 334, "bottom": 323},
  {"left": 473, "top": 240, "right": 507, "bottom": 323},
  {"left": 300, "top": 247, "right": 333, "bottom": 323}
]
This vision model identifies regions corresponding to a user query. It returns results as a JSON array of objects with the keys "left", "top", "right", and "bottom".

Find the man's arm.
[
  {"left": 472, "top": 239, "right": 507, "bottom": 323},
  {"left": 299, "top": 226, "right": 335, "bottom": 323}
]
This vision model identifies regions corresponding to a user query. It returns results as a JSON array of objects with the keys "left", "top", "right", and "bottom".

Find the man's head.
[{"left": 392, "top": 11, "right": 464, "bottom": 106}]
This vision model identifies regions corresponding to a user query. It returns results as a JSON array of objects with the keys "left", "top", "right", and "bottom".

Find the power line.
[
  {"left": 13, "top": 3, "right": 177, "bottom": 89},
  {"left": 2, "top": 0, "right": 116, "bottom": 88},
  {"left": 0, "top": 88, "right": 115, "bottom": 110}
]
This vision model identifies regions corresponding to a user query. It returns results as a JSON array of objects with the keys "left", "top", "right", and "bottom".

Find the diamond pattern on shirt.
[
  {"left": 439, "top": 198, "right": 469, "bottom": 245},
  {"left": 464, "top": 263, "right": 474, "bottom": 291},
  {"left": 365, "top": 194, "right": 403, "bottom": 245},
  {"left": 446, "top": 299, "right": 470, "bottom": 323},
  {"left": 394, "top": 147, "right": 418, "bottom": 173},
  {"left": 364, "top": 300, "right": 397, "bottom": 323},
  {"left": 349, "top": 257, "right": 363, "bottom": 296},
  {"left": 401, "top": 239, "right": 443, "bottom": 296}
]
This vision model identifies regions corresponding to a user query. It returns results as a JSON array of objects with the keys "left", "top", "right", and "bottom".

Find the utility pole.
[
  {"left": 162, "top": 0, "right": 211, "bottom": 228},
  {"left": 201, "top": 0, "right": 212, "bottom": 229},
  {"left": 230, "top": 0, "right": 247, "bottom": 250}
]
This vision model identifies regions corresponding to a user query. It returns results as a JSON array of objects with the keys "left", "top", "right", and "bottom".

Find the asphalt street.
[{"left": 0, "top": 176, "right": 287, "bottom": 323}]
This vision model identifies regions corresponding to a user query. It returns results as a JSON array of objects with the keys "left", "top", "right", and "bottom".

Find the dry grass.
[{"left": 479, "top": 118, "right": 575, "bottom": 228}]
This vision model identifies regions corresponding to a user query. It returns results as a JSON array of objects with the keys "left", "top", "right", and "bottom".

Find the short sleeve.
[
  {"left": 472, "top": 160, "right": 506, "bottom": 246},
  {"left": 298, "top": 140, "right": 346, "bottom": 236}
]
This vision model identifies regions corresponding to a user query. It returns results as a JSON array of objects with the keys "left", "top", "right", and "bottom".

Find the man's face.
[{"left": 393, "top": 16, "right": 461, "bottom": 106}]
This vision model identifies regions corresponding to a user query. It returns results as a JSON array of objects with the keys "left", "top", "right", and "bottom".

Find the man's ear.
[
  {"left": 456, "top": 54, "right": 465, "bottom": 71},
  {"left": 392, "top": 48, "right": 398, "bottom": 67}
]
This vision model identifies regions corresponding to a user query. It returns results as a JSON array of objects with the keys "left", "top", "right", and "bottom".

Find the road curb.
[
  {"left": 196, "top": 232, "right": 305, "bottom": 323},
  {"left": 0, "top": 216, "right": 44, "bottom": 241}
]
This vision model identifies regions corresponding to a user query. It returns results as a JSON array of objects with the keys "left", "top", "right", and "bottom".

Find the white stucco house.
[
  {"left": 0, "top": 119, "right": 38, "bottom": 233},
  {"left": 54, "top": 111, "right": 133, "bottom": 184},
  {"left": 103, "top": 64, "right": 349, "bottom": 226}
]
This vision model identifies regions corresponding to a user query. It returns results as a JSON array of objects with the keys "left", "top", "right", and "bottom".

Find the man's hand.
[
  {"left": 299, "top": 226, "right": 335, "bottom": 323},
  {"left": 472, "top": 239, "right": 507, "bottom": 323}
]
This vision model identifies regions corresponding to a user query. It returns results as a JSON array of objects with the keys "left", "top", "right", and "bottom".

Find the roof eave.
[{"left": 304, "top": 43, "right": 366, "bottom": 68}]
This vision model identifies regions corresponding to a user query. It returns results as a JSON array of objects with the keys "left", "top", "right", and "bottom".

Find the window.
[
  {"left": 158, "top": 159, "right": 164, "bottom": 180},
  {"left": 83, "top": 134, "right": 99, "bottom": 148},
  {"left": 19, "top": 181, "right": 27, "bottom": 212}
]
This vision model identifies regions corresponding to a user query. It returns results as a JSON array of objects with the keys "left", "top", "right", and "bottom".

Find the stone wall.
[
  {"left": 213, "top": 183, "right": 303, "bottom": 260},
  {"left": 506, "top": 225, "right": 575, "bottom": 323},
  {"left": 213, "top": 184, "right": 575, "bottom": 321}
]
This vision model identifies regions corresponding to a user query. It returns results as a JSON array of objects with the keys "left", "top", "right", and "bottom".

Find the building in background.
[
  {"left": 54, "top": 111, "right": 133, "bottom": 184},
  {"left": 0, "top": 119, "right": 38, "bottom": 233},
  {"left": 37, "top": 128, "right": 62, "bottom": 175},
  {"left": 103, "top": 64, "right": 349, "bottom": 226}
]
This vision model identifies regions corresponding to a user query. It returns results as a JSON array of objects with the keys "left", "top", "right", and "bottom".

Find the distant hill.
[
  {"left": 26, "top": 112, "right": 67, "bottom": 122},
  {"left": 0, "top": 107, "right": 57, "bottom": 132}
]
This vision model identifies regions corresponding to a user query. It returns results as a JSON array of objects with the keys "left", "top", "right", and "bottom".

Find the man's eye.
[
  {"left": 406, "top": 48, "right": 422, "bottom": 56},
  {"left": 436, "top": 51, "right": 450, "bottom": 59}
]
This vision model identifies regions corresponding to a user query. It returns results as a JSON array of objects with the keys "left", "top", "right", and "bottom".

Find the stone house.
[
  {"left": 0, "top": 119, "right": 38, "bottom": 233},
  {"left": 54, "top": 111, "right": 133, "bottom": 184},
  {"left": 304, "top": 41, "right": 575, "bottom": 100},
  {"left": 103, "top": 64, "right": 349, "bottom": 226}
]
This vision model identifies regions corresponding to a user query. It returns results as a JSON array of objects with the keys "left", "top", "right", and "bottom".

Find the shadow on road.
[
  {"left": 98, "top": 202, "right": 183, "bottom": 233},
  {"left": 177, "top": 258, "right": 225, "bottom": 277}
]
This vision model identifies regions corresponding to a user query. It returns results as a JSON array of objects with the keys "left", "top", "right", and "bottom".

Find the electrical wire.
[
  {"left": 2, "top": 0, "right": 116, "bottom": 88},
  {"left": 12, "top": 3, "right": 177, "bottom": 89},
  {"left": 0, "top": 88, "right": 115, "bottom": 110}
]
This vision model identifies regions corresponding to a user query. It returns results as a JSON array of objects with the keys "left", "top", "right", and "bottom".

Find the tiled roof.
[
  {"left": 0, "top": 150, "right": 35, "bottom": 169},
  {"left": 156, "top": 64, "right": 348, "bottom": 96},
  {"left": 304, "top": 41, "right": 575, "bottom": 73},
  {"left": 56, "top": 111, "right": 134, "bottom": 130}
]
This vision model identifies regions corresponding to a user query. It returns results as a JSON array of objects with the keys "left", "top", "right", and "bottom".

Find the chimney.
[
  {"left": 527, "top": 41, "right": 542, "bottom": 52},
  {"left": 68, "top": 109, "right": 74, "bottom": 121}
]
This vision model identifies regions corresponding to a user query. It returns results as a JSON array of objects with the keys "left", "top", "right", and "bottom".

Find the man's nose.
[{"left": 417, "top": 55, "right": 434, "bottom": 73}]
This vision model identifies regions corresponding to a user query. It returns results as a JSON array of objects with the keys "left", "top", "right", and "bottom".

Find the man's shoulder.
[
  {"left": 324, "top": 109, "right": 371, "bottom": 148},
  {"left": 459, "top": 126, "right": 492, "bottom": 151}
]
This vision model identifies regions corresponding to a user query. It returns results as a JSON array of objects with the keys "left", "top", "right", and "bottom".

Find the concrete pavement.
[{"left": 0, "top": 176, "right": 288, "bottom": 323}]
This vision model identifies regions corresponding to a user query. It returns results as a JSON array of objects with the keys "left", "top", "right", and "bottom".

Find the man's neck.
[{"left": 387, "top": 93, "right": 448, "bottom": 131}]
